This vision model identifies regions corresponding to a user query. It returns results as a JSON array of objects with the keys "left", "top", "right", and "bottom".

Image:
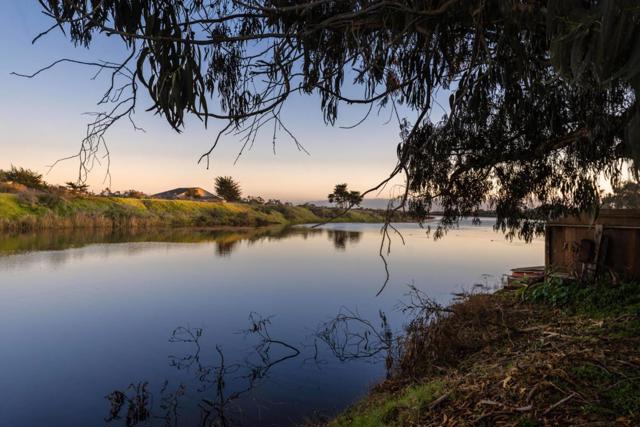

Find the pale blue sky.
[{"left": 0, "top": 1, "right": 445, "bottom": 200}]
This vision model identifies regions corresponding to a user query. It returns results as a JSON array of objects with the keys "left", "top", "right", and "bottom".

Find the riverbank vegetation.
[
  {"left": 0, "top": 191, "right": 395, "bottom": 232},
  {"left": 0, "top": 166, "right": 407, "bottom": 231},
  {"left": 323, "top": 280, "right": 640, "bottom": 426}
]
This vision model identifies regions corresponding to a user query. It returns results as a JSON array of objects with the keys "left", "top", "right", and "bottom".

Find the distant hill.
[{"left": 152, "top": 187, "right": 223, "bottom": 202}]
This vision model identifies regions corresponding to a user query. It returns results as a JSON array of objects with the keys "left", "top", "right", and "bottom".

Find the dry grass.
[
  {"left": 330, "top": 283, "right": 640, "bottom": 427},
  {"left": 399, "top": 291, "right": 529, "bottom": 380}
]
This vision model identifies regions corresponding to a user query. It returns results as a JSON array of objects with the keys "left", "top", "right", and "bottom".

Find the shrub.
[
  {"left": 1, "top": 166, "right": 47, "bottom": 190},
  {"left": 37, "top": 192, "right": 64, "bottom": 208},
  {"left": 0, "top": 182, "right": 27, "bottom": 193},
  {"left": 399, "top": 287, "right": 527, "bottom": 378},
  {"left": 526, "top": 278, "right": 640, "bottom": 316},
  {"left": 65, "top": 182, "right": 90, "bottom": 194},
  {"left": 122, "top": 189, "right": 147, "bottom": 199},
  {"left": 16, "top": 191, "right": 38, "bottom": 208}
]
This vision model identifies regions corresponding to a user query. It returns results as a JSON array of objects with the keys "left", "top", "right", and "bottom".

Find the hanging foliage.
[{"left": 29, "top": 0, "right": 640, "bottom": 239}]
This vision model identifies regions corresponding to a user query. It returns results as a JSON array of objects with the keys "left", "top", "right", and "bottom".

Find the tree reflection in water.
[
  {"left": 0, "top": 225, "right": 358, "bottom": 260},
  {"left": 326, "top": 229, "right": 361, "bottom": 251},
  {"left": 103, "top": 305, "right": 395, "bottom": 427},
  {"left": 89, "top": 227, "right": 367, "bottom": 427},
  {"left": 102, "top": 286, "right": 478, "bottom": 426},
  {"left": 105, "top": 314, "right": 301, "bottom": 427}
]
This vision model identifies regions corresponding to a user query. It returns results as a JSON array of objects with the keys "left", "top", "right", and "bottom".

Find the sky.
[{"left": 0, "top": 1, "right": 431, "bottom": 202}]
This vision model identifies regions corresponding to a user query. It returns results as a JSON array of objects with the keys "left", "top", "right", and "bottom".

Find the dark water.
[{"left": 0, "top": 222, "right": 543, "bottom": 427}]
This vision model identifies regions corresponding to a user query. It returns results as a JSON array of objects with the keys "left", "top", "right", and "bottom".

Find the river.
[{"left": 0, "top": 221, "right": 543, "bottom": 427}]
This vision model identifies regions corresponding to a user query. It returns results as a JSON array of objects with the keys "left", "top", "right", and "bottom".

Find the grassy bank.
[
  {"left": 0, "top": 192, "right": 390, "bottom": 231},
  {"left": 324, "top": 280, "right": 640, "bottom": 426}
]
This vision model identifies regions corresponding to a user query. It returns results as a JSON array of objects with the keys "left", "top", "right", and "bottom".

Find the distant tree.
[
  {"left": 602, "top": 181, "right": 640, "bottom": 209},
  {"left": 328, "top": 184, "right": 363, "bottom": 210},
  {"left": 1, "top": 166, "right": 47, "bottom": 190},
  {"left": 65, "top": 181, "right": 89, "bottom": 194},
  {"left": 214, "top": 176, "right": 241, "bottom": 202},
  {"left": 123, "top": 189, "right": 147, "bottom": 199},
  {"left": 245, "top": 195, "right": 265, "bottom": 205}
]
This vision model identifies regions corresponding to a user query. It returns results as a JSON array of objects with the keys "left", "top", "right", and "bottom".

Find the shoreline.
[
  {"left": 0, "top": 192, "right": 406, "bottom": 232},
  {"left": 321, "top": 281, "right": 640, "bottom": 427}
]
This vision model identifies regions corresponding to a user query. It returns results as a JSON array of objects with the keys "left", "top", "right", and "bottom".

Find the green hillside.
[{"left": 0, "top": 193, "right": 389, "bottom": 231}]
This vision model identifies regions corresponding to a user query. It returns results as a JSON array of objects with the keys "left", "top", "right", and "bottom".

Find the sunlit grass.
[
  {"left": 0, "top": 194, "right": 31, "bottom": 219},
  {"left": 0, "top": 192, "right": 390, "bottom": 231}
]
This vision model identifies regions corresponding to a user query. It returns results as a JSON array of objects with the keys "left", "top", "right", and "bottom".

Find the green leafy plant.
[
  {"left": 527, "top": 277, "right": 572, "bottom": 307},
  {"left": 526, "top": 279, "right": 640, "bottom": 316}
]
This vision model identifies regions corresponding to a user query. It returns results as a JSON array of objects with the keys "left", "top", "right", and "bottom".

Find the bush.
[
  {"left": 16, "top": 191, "right": 38, "bottom": 208},
  {"left": 0, "top": 182, "right": 27, "bottom": 193},
  {"left": 122, "top": 189, "right": 147, "bottom": 199},
  {"left": 399, "top": 287, "right": 527, "bottom": 378},
  {"left": 0, "top": 166, "right": 47, "bottom": 190},
  {"left": 37, "top": 191, "right": 64, "bottom": 208},
  {"left": 65, "top": 182, "right": 90, "bottom": 194},
  {"left": 526, "top": 278, "right": 640, "bottom": 316}
]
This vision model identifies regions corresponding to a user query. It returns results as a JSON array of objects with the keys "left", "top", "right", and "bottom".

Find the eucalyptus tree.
[
  {"left": 26, "top": 0, "right": 640, "bottom": 239},
  {"left": 601, "top": 181, "right": 640, "bottom": 209}
]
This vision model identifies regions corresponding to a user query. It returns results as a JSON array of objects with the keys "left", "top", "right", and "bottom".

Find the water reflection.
[
  {"left": 0, "top": 222, "right": 544, "bottom": 427},
  {"left": 105, "top": 315, "right": 301, "bottom": 427},
  {"left": 103, "top": 283, "right": 466, "bottom": 427},
  {"left": 326, "top": 229, "right": 362, "bottom": 251},
  {"left": 0, "top": 226, "right": 331, "bottom": 257},
  {"left": 104, "top": 306, "right": 402, "bottom": 427},
  {"left": 0, "top": 226, "right": 336, "bottom": 270}
]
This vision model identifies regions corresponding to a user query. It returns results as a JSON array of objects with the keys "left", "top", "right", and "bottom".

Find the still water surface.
[{"left": 0, "top": 221, "right": 543, "bottom": 427}]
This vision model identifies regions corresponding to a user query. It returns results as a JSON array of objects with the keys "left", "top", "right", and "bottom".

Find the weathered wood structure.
[{"left": 545, "top": 209, "right": 640, "bottom": 281}]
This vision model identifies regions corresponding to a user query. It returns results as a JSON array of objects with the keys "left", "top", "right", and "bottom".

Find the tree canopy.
[
  {"left": 214, "top": 176, "right": 242, "bottom": 201},
  {"left": 31, "top": 0, "right": 640, "bottom": 238},
  {"left": 65, "top": 181, "right": 90, "bottom": 194},
  {"left": 601, "top": 181, "right": 640, "bottom": 209},
  {"left": 328, "top": 184, "right": 363, "bottom": 209},
  {"left": 0, "top": 166, "right": 47, "bottom": 190}
]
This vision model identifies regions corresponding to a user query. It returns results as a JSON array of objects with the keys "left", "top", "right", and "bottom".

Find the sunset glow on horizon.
[{"left": 0, "top": 1, "right": 417, "bottom": 201}]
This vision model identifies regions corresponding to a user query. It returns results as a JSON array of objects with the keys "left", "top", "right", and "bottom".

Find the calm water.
[{"left": 0, "top": 221, "right": 543, "bottom": 427}]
